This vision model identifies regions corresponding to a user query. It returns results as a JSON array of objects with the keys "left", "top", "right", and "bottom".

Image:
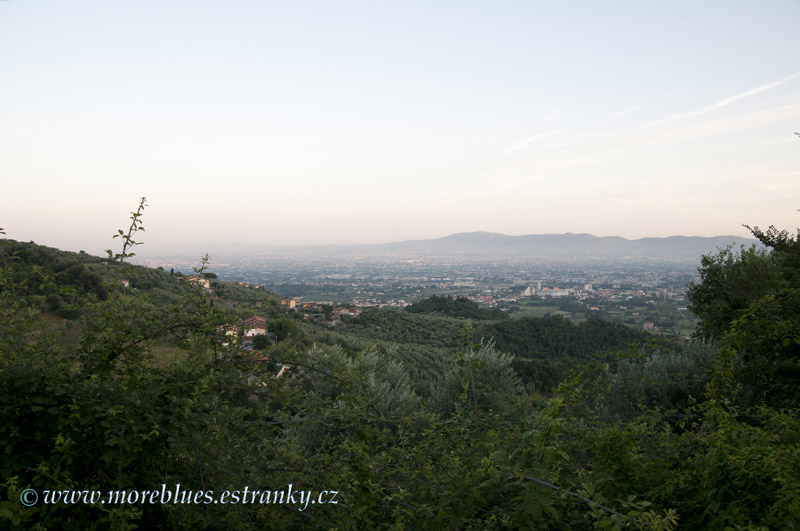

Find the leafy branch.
[{"left": 107, "top": 197, "right": 147, "bottom": 263}]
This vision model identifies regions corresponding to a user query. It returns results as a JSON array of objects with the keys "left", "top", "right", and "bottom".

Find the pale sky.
[{"left": 1, "top": 1, "right": 799, "bottom": 255}]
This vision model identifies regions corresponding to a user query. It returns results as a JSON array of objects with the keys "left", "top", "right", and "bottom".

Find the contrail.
[{"left": 653, "top": 72, "right": 800, "bottom": 127}]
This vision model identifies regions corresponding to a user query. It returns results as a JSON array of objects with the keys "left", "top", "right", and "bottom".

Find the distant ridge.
[
  {"left": 351, "top": 231, "right": 760, "bottom": 259},
  {"left": 188, "top": 231, "right": 761, "bottom": 260}
]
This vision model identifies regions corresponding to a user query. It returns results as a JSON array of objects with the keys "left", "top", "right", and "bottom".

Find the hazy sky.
[{"left": 2, "top": 1, "right": 799, "bottom": 255}]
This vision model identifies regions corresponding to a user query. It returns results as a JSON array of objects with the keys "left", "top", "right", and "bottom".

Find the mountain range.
[{"left": 309, "top": 231, "right": 761, "bottom": 259}]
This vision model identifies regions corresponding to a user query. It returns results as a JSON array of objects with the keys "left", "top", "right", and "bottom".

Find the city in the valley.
[{"left": 140, "top": 252, "right": 702, "bottom": 337}]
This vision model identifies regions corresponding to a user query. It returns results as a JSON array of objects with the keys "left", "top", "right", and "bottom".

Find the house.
[
  {"left": 241, "top": 315, "right": 267, "bottom": 338},
  {"left": 339, "top": 307, "right": 362, "bottom": 318},
  {"left": 242, "top": 315, "right": 267, "bottom": 327},
  {"left": 217, "top": 315, "right": 268, "bottom": 342},
  {"left": 243, "top": 325, "right": 267, "bottom": 339},
  {"left": 186, "top": 275, "right": 211, "bottom": 290},
  {"left": 217, "top": 324, "right": 239, "bottom": 337}
]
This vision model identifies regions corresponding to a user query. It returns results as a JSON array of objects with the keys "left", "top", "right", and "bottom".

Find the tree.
[
  {"left": 269, "top": 317, "right": 300, "bottom": 343},
  {"left": 689, "top": 221, "right": 800, "bottom": 407},
  {"left": 688, "top": 244, "right": 777, "bottom": 341},
  {"left": 252, "top": 333, "right": 270, "bottom": 350}
]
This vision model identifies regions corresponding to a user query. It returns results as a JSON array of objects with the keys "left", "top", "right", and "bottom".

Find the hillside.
[
  {"left": 2, "top": 229, "right": 799, "bottom": 529},
  {"left": 0, "top": 239, "right": 282, "bottom": 318},
  {"left": 0, "top": 239, "right": 659, "bottom": 391}
]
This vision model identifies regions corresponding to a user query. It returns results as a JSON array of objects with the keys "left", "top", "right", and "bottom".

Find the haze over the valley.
[{"left": 137, "top": 231, "right": 760, "bottom": 261}]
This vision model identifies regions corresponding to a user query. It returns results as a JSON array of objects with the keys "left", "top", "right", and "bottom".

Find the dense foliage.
[
  {"left": 346, "top": 307, "right": 465, "bottom": 348},
  {"left": 340, "top": 305, "right": 652, "bottom": 392},
  {"left": 689, "top": 224, "right": 800, "bottom": 408},
  {"left": 479, "top": 316, "right": 657, "bottom": 392},
  {"left": 404, "top": 295, "right": 508, "bottom": 320},
  {"left": 2, "top": 214, "right": 800, "bottom": 529},
  {"left": 480, "top": 316, "right": 652, "bottom": 361},
  {"left": 0, "top": 240, "right": 108, "bottom": 318}
]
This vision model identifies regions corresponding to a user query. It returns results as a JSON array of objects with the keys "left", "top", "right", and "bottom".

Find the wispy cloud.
[
  {"left": 611, "top": 106, "right": 640, "bottom": 119},
  {"left": 652, "top": 72, "right": 800, "bottom": 127},
  {"left": 485, "top": 101, "right": 800, "bottom": 197},
  {"left": 501, "top": 130, "right": 562, "bottom": 157},
  {"left": 544, "top": 110, "right": 562, "bottom": 121}
]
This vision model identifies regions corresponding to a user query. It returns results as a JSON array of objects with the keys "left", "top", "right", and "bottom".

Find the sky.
[{"left": 1, "top": 0, "right": 799, "bottom": 255}]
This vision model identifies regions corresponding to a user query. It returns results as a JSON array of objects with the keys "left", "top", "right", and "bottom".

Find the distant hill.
[
  {"left": 151, "top": 231, "right": 761, "bottom": 262},
  {"left": 312, "top": 231, "right": 761, "bottom": 260}
]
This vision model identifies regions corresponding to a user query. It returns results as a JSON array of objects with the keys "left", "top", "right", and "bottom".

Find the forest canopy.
[{"left": 404, "top": 294, "right": 509, "bottom": 320}]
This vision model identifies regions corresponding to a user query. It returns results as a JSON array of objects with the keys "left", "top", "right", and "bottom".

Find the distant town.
[{"left": 139, "top": 251, "right": 701, "bottom": 337}]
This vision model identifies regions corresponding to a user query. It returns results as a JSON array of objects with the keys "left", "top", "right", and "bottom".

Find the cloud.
[
  {"left": 485, "top": 101, "right": 800, "bottom": 197},
  {"left": 501, "top": 130, "right": 563, "bottom": 157},
  {"left": 652, "top": 72, "right": 800, "bottom": 127}
]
